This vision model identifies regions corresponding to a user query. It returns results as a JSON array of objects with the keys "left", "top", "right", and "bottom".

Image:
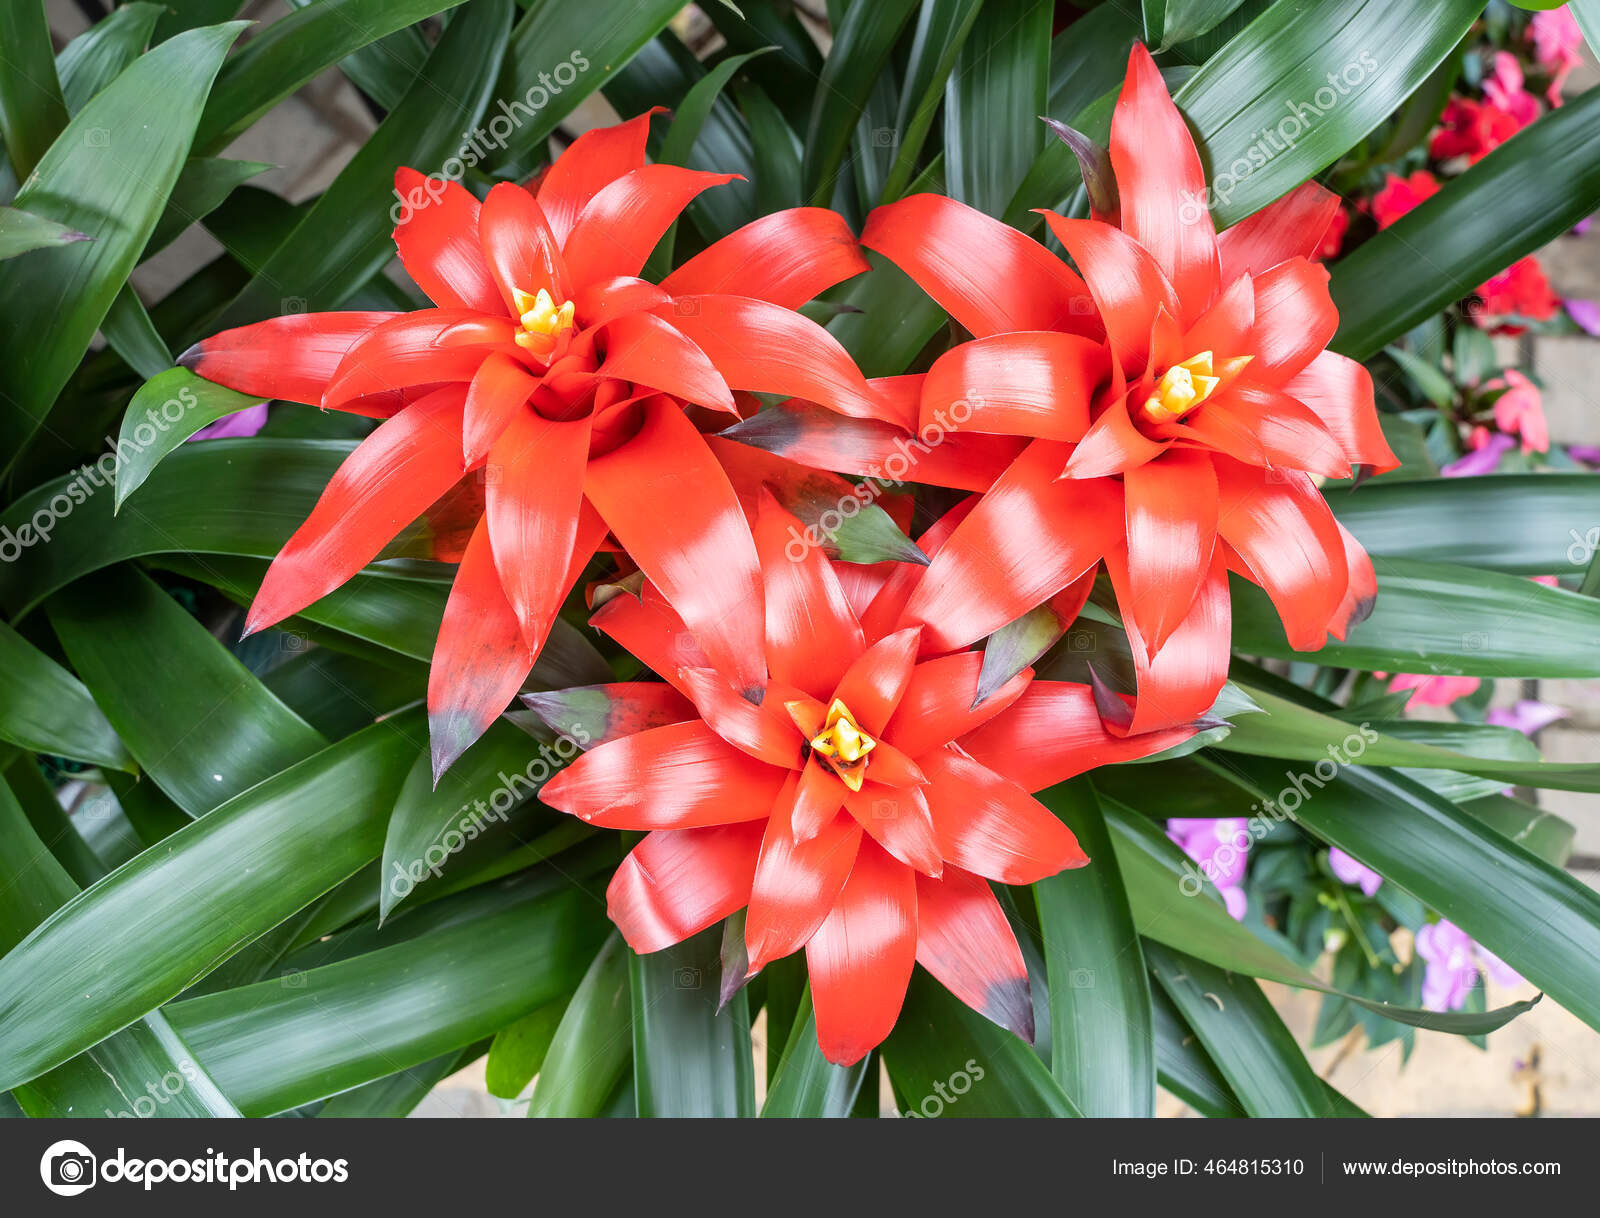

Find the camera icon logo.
[
  {"left": 40, "top": 1140, "right": 97, "bottom": 1196},
  {"left": 674, "top": 966, "right": 702, "bottom": 989}
]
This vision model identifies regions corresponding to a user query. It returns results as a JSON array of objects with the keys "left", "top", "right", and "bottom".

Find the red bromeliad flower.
[
  {"left": 534, "top": 495, "right": 1192, "bottom": 1064},
  {"left": 179, "top": 110, "right": 878, "bottom": 776},
  {"left": 733, "top": 45, "right": 1396, "bottom": 734}
]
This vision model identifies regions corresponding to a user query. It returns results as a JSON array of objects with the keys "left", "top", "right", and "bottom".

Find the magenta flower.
[
  {"left": 1486, "top": 699, "right": 1567, "bottom": 736},
  {"left": 1483, "top": 51, "right": 1542, "bottom": 126},
  {"left": 1530, "top": 7, "right": 1585, "bottom": 106},
  {"left": 1168, "top": 818, "right": 1250, "bottom": 920},
  {"left": 1416, "top": 919, "right": 1523, "bottom": 1011},
  {"left": 1442, "top": 430, "right": 1515, "bottom": 477},
  {"left": 187, "top": 402, "right": 270, "bottom": 441},
  {"left": 1329, "top": 848, "right": 1382, "bottom": 896}
]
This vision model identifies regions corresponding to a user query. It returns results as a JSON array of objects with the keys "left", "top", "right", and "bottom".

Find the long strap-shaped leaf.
[
  {"left": 1146, "top": 942, "right": 1341, "bottom": 1118},
  {"left": 47, "top": 565, "right": 327, "bottom": 816},
  {"left": 0, "top": 712, "right": 423, "bottom": 1093},
  {"left": 0, "top": 21, "right": 244, "bottom": 477},
  {"left": 0, "top": 618, "right": 131, "bottom": 771},
  {"left": 1103, "top": 798, "right": 1539, "bottom": 1036},
  {"left": 167, "top": 879, "right": 605, "bottom": 1115},
  {"left": 760, "top": 989, "right": 870, "bottom": 1117},
  {"left": 1199, "top": 752, "right": 1600, "bottom": 1039},
  {"left": 1333, "top": 83, "right": 1600, "bottom": 360},
  {"left": 528, "top": 934, "right": 633, "bottom": 1118},
  {"left": 1034, "top": 777, "right": 1155, "bottom": 1116},
  {"left": 630, "top": 925, "right": 756, "bottom": 1117}
]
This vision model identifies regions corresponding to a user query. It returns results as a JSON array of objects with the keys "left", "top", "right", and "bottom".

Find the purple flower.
[
  {"left": 1567, "top": 297, "right": 1600, "bottom": 335},
  {"left": 187, "top": 402, "right": 270, "bottom": 441},
  {"left": 1441, "top": 431, "right": 1515, "bottom": 477},
  {"left": 1415, "top": 919, "right": 1523, "bottom": 1012},
  {"left": 1168, "top": 817, "right": 1251, "bottom": 920},
  {"left": 1486, "top": 699, "right": 1567, "bottom": 736},
  {"left": 1329, "top": 848, "right": 1382, "bottom": 896},
  {"left": 1568, "top": 443, "right": 1600, "bottom": 467}
]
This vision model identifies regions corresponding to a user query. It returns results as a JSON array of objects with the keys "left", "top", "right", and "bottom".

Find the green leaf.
[
  {"left": 380, "top": 720, "right": 573, "bottom": 920},
  {"left": 113, "top": 369, "right": 264, "bottom": 507},
  {"left": 1461, "top": 793, "right": 1576, "bottom": 868},
  {"left": 0, "top": 22, "right": 244, "bottom": 476},
  {"left": 883, "top": 969, "right": 1082, "bottom": 1117},
  {"left": 801, "top": 0, "right": 919, "bottom": 206},
  {"left": 195, "top": 0, "right": 468, "bottom": 148},
  {"left": 1174, "top": 0, "right": 1483, "bottom": 227},
  {"left": 1034, "top": 778, "right": 1154, "bottom": 1116},
  {"left": 211, "top": 0, "right": 509, "bottom": 328},
  {"left": 944, "top": 0, "right": 1053, "bottom": 218},
  {"left": 318, "top": 1047, "right": 472, "bottom": 1118},
  {"left": 1102, "top": 796, "right": 1539, "bottom": 1035},
  {"left": 100, "top": 287, "right": 173, "bottom": 380},
  {"left": 484, "top": 1001, "right": 566, "bottom": 1100},
  {"left": 1204, "top": 754, "right": 1600, "bottom": 1037},
  {"left": 760, "top": 989, "right": 869, "bottom": 1117},
  {"left": 47, "top": 566, "right": 327, "bottom": 816},
  {"left": 0, "top": 0, "right": 69, "bottom": 176},
  {"left": 1144, "top": 0, "right": 1251, "bottom": 49},
  {"left": 1146, "top": 942, "right": 1339, "bottom": 1118},
  {"left": 1332, "top": 85, "right": 1600, "bottom": 359},
  {"left": 492, "top": 0, "right": 683, "bottom": 169},
  {"left": 1150, "top": 984, "right": 1245, "bottom": 1117},
  {"left": 0, "top": 440, "right": 449, "bottom": 619},
  {"left": 0, "top": 206, "right": 89, "bottom": 259},
  {"left": 1218, "top": 684, "right": 1600, "bottom": 795},
  {"left": 630, "top": 925, "right": 755, "bottom": 1117},
  {"left": 56, "top": 2, "right": 162, "bottom": 114},
  {"left": 1331, "top": 474, "right": 1600, "bottom": 575},
  {"left": 528, "top": 934, "right": 633, "bottom": 1117},
  {"left": 1232, "top": 558, "right": 1600, "bottom": 677},
  {"left": 0, "top": 713, "right": 422, "bottom": 1093},
  {"left": 283, "top": 0, "right": 430, "bottom": 113},
  {"left": 0, "top": 618, "right": 131, "bottom": 771},
  {"left": 147, "top": 156, "right": 274, "bottom": 257},
  {"left": 14, "top": 1014, "right": 240, "bottom": 1118},
  {"left": 881, "top": 0, "right": 984, "bottom": 202},
  {"left": 0, "top": 778, "right": 239, "bottom": 1117},
  {"left": 168, "top": 877, "right": 605, "bottom": 1114}
]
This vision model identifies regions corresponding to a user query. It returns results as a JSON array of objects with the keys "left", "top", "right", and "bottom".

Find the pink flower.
[
  {"left": 1329, "top": 848, "right": 1382, "bottom": 897},
  {"left": 1530, "top": 7, "right": 1585, "bottom": 106},
  {"left": 1370, "top": 170, "right": 1440, "bottom": 229},
  {"left": 1486, "top": 369, "right": 1549, "bottom": 453},
  {"left": 1383, "top": 673, "right": 1482, "bottom": 707},
  {"left": 1486, "top": 699, "right": 1567, "bottom": 736},
  {"left": 1168, "top": 818, "right": 1251, "bottom": 920},
  {"left": 1416, "top": 920, "right": 1523, "bottom": 1012},
  {"left": 1483, "top": 52, "right": 1542, "bottom": 127}
]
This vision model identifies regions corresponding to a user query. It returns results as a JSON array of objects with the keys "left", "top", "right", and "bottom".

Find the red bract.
[
  {"left": 179, "top": 111, "right": 877, "bottom": 777},
  {"left": 535, "top": 495, "right": 1191, "bottom": 1064},
  {"left": 748, "top": 44, "right": 1395, "bottom": 734}
]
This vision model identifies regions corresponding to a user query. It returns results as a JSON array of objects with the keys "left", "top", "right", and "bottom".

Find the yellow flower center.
[
  {"left": 513, "top": 287, "right": 576, "bottom": 357},
  {"left": 805, "top": 698, "right": 877, "bottom": 792},
  {"left": 1143, "top": 351, "right": 1222, "bottom": 422}
]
